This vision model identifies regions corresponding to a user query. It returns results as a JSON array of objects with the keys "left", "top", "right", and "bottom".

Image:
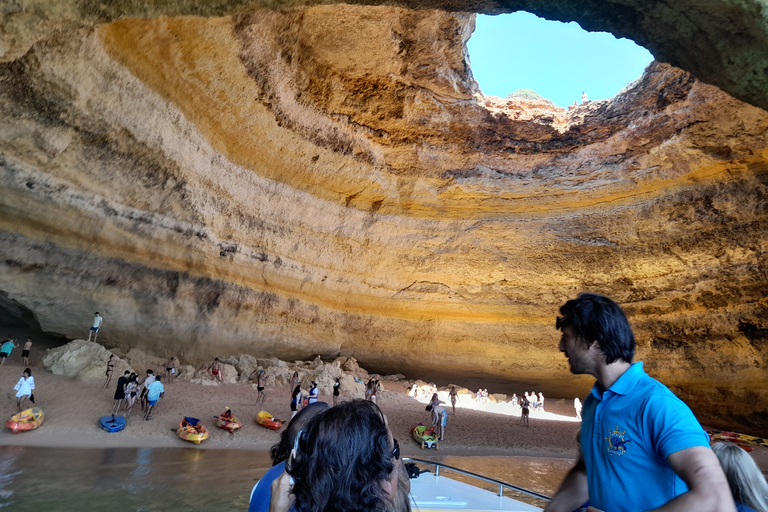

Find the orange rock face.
[{"left": 0, "top": 4, "right": 767, "bottom": 432}]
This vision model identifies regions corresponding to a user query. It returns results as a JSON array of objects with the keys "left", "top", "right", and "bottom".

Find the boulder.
[
  {"left": 43, "top": 339, "right": 134, "bottom": 382},
  {"left": 124, "top": 348, "right": 167, "bottom": 376},
  {"left": 492, "top": 393, "right": 507, "bottom": 403},
  {"left": 221, "top": 354, "right": 261, "bottom": 382}
]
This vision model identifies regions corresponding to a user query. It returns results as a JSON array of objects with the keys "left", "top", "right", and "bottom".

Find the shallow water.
[{"left": 0, "top": 445, "right": 572, "bottom": 511}]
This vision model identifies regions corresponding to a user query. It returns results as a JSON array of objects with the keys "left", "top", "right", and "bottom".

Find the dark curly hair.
[
  {"left": 287, "top": 400, "right": 396, "bottom": 512},
  {"left": 270, "top": 402, "right": 329, "bottom": 465}
]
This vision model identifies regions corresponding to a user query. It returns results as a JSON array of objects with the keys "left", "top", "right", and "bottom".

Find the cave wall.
[{"left": 1, "top": 2, "right": 767, "bottom": 431}]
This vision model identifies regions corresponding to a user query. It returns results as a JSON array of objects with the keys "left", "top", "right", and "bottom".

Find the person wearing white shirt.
[{"left": 14, "top": 368, "right": 35, "bottom": 412}]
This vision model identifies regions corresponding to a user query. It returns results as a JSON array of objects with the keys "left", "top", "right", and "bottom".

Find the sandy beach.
[{"left": 0, "top": 346, "right": 766, "bottom": 476}]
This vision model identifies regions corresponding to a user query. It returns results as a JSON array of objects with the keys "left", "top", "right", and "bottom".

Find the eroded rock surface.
[{"left": 2, "top": 3, "right": 768, "bottom": 431}]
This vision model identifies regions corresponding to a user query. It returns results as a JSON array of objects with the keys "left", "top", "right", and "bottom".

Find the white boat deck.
[{"left": 409, "top": 472, "right": 543, "bottom": 512}]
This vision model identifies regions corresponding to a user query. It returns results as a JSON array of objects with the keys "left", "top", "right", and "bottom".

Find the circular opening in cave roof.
[{"left": 468, "top": 12, "right": 654, "bottom": 108}]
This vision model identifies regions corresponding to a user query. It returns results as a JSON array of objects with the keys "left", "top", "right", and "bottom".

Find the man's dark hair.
[
  {"left": 270, "top": 402, "right": 329, "bottom": 465},
  {"left": 557, "top": 292, "right": 635, "bottom": 364},
  {"left": 288, "top": 400, "right": 395, "bottom": 512}
]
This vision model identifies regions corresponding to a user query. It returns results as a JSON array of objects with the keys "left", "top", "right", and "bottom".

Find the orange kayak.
[
  {"left": 256, "top": 411, "right": 283, "bottom": 431},
  {"left": 6, "top": 408, "right": 44, "bottom": 434}
]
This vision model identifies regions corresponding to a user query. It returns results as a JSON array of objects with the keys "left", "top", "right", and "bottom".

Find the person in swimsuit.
[
  {"left": 449, "top": 386, "right": 457, "bottom": 414},
  {"left": 102, "top": 354, "right": 115, "bottom": 389},
  {"left": 256, "top": 370, "right": 266, "bottom": 404},
  {"left": 210, "top": 358, "right": 223, "bottom": 382},
  {"left": 21, "top": 337, "right": 32, "bottom": 367},
  {"left": 290, "top": 385, "right": 302, "bottom": 419},
  {"left": 290, "top": 372, "right": 300, "bottom": 395},
  {"left": 165, "top": 356, "right": 177, "bottom": 383},
  {"left": 112, "top": 370, "right": 130, "bottom": 414},
  {"left": 123, "top": 373, "right": 139, "bottom": 415},
  {"left": 519, "top": 396, "right": 530, "bottom": 427},
  {"left": 333, "top": 378, "right": 341, "bottom": 406}
]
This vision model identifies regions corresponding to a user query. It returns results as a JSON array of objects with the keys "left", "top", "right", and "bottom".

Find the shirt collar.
[{"left": 590, "top": 361, "right": 644, "bottom": 400}]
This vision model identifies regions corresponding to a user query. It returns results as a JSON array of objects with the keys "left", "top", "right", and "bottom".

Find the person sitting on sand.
[
  {"left": 210, "top": 358, "right": 223, "bottom": 382},
  {"left": 165, "top": 356, "right": 177, "bottom": 383},
  {"left": 112, "top": 370, "right": 130, "bottom": 414},
  {"left": 0, "top": 338, "right": 18, "bottom": 366},
  {"left": 426, "top": 403, "right": 448, "bottom": 441},
  {"left": 13, "top": 368, "right": 35, "bottom": 412},
  {"left": 219, "top": 407, "right": 233, "bottom": 421},
  {"left": 21, "top": 337, "right": 32, "bottom": 367},
  {"left": 712, "top": 442, "right": 768, "bottom": 512},
  {"left": 248, "top": 402, "right": 331, "bottom": 512},
  {"left": 144, "top": 375, "right": 164, "bottom": 421}
]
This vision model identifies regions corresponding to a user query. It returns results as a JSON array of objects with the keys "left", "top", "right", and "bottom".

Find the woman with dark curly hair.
[{"left": 269, "top": 400, "right": 410, "bottom": 512}]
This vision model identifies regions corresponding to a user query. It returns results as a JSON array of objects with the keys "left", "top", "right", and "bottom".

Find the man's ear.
[{"left": 380, "top": 475, "right": 394, "bottom": 498}]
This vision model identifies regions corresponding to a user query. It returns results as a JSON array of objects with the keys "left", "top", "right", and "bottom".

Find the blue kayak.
[{"left": 100, "top": 415, "right": 127, "bottom": 432}]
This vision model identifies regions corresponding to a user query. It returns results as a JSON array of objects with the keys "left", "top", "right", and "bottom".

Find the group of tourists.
[{"left": 106, "top": 367, "right": 165, "bottom": 421}]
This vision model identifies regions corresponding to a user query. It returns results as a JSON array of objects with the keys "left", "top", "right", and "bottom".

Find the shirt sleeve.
[
  {"left": 30, "top": 377, "right": 34, "bottom": 390},
  {"left": 645, "top": 394, "right": 709, "bottom": 459}
]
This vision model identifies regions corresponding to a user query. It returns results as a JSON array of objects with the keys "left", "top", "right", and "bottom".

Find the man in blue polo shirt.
[{"left": 544, "top": 293, "right": 734, "bottom": 512}]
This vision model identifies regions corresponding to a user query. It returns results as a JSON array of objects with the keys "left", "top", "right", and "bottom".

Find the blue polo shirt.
[{"left": 580, "top": 362, "right": 709, "bottom": 512}]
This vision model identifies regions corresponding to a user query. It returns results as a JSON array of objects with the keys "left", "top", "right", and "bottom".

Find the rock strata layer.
[{"left": 1, "top": 3, "right": 768, "bottom": 432}]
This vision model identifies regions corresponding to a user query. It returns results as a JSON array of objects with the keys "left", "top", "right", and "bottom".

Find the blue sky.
[{"left": 467, "top": 12, "right": 654, "bottom": 107}]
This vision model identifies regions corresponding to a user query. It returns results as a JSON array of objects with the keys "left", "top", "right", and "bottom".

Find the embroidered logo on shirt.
[{"left": 605, "top": 426, "right": 631, "bottom": 456}]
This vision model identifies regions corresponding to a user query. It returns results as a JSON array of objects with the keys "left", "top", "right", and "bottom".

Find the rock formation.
[{"left": 2, "top": 2, "right": 768, "bottom": 432}]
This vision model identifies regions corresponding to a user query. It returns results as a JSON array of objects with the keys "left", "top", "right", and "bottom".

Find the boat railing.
[{"left": 403, "top": 457, "right": 551, "bottom": 503}]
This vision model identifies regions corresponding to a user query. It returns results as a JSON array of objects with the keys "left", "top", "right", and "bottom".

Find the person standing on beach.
[
  {"left": 538, "top": 392, "right": 545, "bottom": 413},
  {"left": 144, "top": 375, "right": 164, "bottom": 420},
  {"left": 102, "top": 354, "right": 115, "bottom": 389},
  {"left": 123, "top": 373, "right": 139, "bottom": 415},
  {"left": 426, "top": 404, "right": 448, "bottom": 441},
  {"left": 165, "top": 356, "right": 177, "bottom": 383},
  {"left": 112, "top": 370, "right": 129, "bottom": 414},
  {"left": 574, "top": 397, "right": 582, "bottom": 420},
  {"left": 87, "top": 312, "right": 103, "bottom": 342},
  {"left": 449, "top": 386, "right": 457, "bottom": 414},
  {"left": 0, "top": 338, "right": 18, "bottom": 366},
  {"left": 333, "top": 378, "right": 341, "bottom": 406},
  {"left": 308, "top": 381, "right": 319, "bottom": 405},
  {"left": 13, "top": 368, "right": 35, "bottom": 412},
  {"left": 256, "top": 370, "right": 266, "bottom": 404},
  {"left": 290, "top": 385, "right": 302, "bottom": 419},
  {"left": 21, "top": 338, "right": 32, "bottom": 367},
  {"left": 545, "top": 293, "right": 733, "bottom": 512},
  {"left": 140, "top": 369, "right": 155, "bottom": 412},
  {"left": 519, "top": 395, "right": 530, "bottom": 427}
]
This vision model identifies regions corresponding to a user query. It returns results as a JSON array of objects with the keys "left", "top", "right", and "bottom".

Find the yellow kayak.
[{"left": 177, "top": 418, "right": 209, "bottom": 444}]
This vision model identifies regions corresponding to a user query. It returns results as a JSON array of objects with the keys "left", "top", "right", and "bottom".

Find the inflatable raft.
[
  {"left": 100, "top": 414, "right": 127, "bottom": 432},
  {"left": 256, "top": 411, "right": 283, "bottom": 431},
  {"left": 411, "top": 424, "right": 439, "bottom": 450},
  {"left": 215, "top": 414, "right": 241, "bottom": 433},
  {"left": 177, "top": 417, "right": 209, "bottom": 444},
  {"left": 6, "top": 407, "right": 44, "bottom": 434}
]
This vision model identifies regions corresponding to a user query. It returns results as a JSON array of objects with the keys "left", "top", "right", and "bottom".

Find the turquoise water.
[{"left": 0, "top": 446, "right": 571, "bottom": 511}]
